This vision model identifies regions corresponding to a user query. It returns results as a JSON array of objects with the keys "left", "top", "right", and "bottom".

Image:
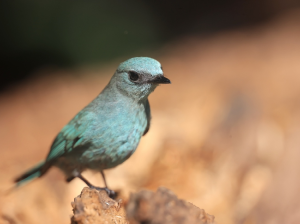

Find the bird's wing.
[
  {"left": 45, "top": 110, "right": 95, "bottom": 162},
  {"left": 143, "top": 99, "right": 151, "bottom": 136}
]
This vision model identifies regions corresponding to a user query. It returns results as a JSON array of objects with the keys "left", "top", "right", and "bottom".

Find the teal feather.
[{"left": 14, "top": 57, "right": 170, "bottom": 189}]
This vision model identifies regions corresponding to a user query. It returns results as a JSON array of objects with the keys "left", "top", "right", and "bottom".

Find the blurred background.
[{"left": 1, "top": 0, "right": 300, "bottom": 223}]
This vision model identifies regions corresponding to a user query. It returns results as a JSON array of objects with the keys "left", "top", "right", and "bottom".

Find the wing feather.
[
  {"left": 45, "top": 110, "right": 95, "bottom": 162},
  {"left": 143, "top": 99, "right": 151, "bottom": 136}
]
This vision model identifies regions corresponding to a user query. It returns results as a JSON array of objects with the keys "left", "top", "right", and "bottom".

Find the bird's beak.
[{"left": 149, "top": 75, "right": 171, "bottom": 84}]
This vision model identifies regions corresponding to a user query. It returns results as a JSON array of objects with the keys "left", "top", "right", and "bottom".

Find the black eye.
[{"left": 129, "top": 71, "right": 140, "bottom": 82}]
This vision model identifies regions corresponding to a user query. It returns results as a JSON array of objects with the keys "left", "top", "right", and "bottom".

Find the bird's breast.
[{"left": 82, "top": 101, "right": 148, "bottom": 169}]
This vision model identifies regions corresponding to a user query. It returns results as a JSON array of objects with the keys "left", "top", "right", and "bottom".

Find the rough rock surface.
[
  {"left": 71, "top": 187, "right": 127, "bottom": 224},
  {"left": 126, "top": 187, "right": 215, "bottom": 224},
  {"left": 71, "top": 187, "right": 215, "bottom": 224}
]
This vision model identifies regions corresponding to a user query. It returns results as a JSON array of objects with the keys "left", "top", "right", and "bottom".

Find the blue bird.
[{"left": 14, "top": 57, "right": 170, "bottom": 197}]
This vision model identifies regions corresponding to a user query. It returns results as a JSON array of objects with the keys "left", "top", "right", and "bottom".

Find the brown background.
[{"left": 1, "top": 7, "right": 300, "bottom": 224}]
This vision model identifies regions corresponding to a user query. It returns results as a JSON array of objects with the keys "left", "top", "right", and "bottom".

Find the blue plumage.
[{"left": 14, "top": 57, "right": 170, "bottom": 197}]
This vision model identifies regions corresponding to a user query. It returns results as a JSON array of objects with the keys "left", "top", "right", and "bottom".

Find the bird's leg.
[
  {"left": 76, "top": 173, "right": 116, "bottom": 199},
  {"left": 76, "top": 174, "right": 94, "bottom": 187},
  {"left": 100, "top": 170, "right": 108, "bottom": 188},
  {"left": 66, "top": 176, "right": 75, "bottom": 182}
]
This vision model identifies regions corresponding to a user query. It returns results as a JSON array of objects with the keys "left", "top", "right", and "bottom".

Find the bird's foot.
[{"left": 90, "top": 186, "right": 116, "bottom": 199}]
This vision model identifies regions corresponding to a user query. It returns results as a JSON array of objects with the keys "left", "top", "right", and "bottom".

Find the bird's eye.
[{"left": 129, "top": 71, "right": 140, "bottom": 82}]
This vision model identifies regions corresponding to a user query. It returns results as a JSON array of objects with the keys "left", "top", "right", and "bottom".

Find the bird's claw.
[
  {"left": 103, "top": 188, "right": 116, "bottom": 199},
  {"left": 106, "top": 189, "right": 116, "bottom": 199},
  {"left": 90, "top": 186, "right": 116, "bottom": 199}
]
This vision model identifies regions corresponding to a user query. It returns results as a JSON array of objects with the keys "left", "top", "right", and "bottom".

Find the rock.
[
  {"left": 71, "top": 187, "right": 127, "bottom": 224},
  {"left": 71, "top": 187, "right": 215, "bottom": 224},
  {"left": 126, "top": 187, "right": 215, "bottom": 224}
]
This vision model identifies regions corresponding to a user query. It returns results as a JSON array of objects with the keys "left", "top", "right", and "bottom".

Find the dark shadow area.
[{"left": 0, "top": 0, "right": 299, "bottom": 91}]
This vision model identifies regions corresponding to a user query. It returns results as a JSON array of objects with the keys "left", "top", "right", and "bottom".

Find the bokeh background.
[{"left": 1, "top": 1, "right": 300, "bottom": 223}]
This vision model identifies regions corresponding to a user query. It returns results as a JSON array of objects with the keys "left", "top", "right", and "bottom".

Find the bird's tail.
[{"left": 14, "top": 161, "right": 46, "bottom": 187}]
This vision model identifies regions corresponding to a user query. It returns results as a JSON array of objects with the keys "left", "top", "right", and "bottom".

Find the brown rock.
[
  {"left": 126, "top": 187, "right": 215, "bottom": 224},
  {"left": 71, "top": 187, "right": 127, "bottom": 224},
  {"left": 71, "top": 187, "right": 214, "bottom": 224}
]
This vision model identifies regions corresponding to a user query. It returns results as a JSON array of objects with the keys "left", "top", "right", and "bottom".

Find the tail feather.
[{"left": 14, "top": 161, "right": 45, "bottom": 187}]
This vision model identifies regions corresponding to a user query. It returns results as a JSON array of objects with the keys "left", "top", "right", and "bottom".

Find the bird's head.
[{"left": 110, "top": 57, "right": 171, "bottom": 101}]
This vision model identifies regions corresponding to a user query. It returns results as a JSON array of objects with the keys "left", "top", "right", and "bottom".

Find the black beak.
[{"left": 149, "top": 75, "right": 171, "bottom": 84}]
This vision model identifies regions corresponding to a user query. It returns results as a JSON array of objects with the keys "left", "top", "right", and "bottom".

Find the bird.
[{"left": 14, "top": 57, "right": 171, "bottom": 198}]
